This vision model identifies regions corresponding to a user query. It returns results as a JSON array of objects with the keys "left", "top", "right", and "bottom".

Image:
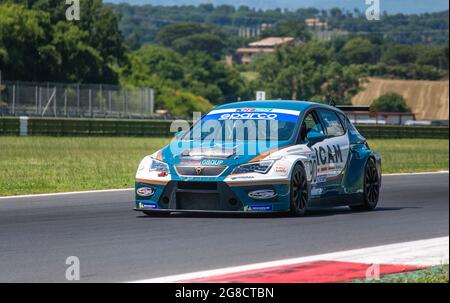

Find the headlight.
[
  {"left": 231, "top": 160, "right": 274, "bottom": 175},
  {"left": 149, "top": 158, "right": 169, "bottom": 175}
]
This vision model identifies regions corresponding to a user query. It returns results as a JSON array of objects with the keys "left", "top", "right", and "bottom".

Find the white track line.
[
  {"left": 0, "top": 188, "right": 133, "bottom": 200},
  {"left": 384, "top": 171, "right": 448, "bottom": 176},
  {"left": 0, "top": 171, "right": 447, "bottom": 200},
  {"left": 129, "top": 236, "right": 449, "bottom": 283}
]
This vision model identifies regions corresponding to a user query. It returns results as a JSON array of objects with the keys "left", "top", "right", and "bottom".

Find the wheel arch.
[{"left": 342, "top": 146, "right": 380, "bottom": 195}]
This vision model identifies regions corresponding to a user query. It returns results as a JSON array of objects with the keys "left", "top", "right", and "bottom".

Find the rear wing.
[{"left": 336, "top": 105, "right": 371, "bottom": 112}]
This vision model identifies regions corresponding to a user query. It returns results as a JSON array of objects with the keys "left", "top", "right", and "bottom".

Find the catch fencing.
[{"left": 0, "top": 80, "right": 155, "bottom": 119}]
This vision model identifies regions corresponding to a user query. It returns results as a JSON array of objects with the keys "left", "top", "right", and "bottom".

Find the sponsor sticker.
[
  {"left": 247, "top": 205, "right": 274, "bottom": 212},
  {"left": 248, "top": 190, "right": 277, "bottom": 200},
  {"left": 235, "top": 108, "right": 273, "bottom": 112},
  {"left": 200, "top": 159, "right": 224, "bottom": 166},
  {"left": 219, "top": 113, "right": 278, "bottom": 121},
  {"left": 275, "top": 165, "right": 288, "bottom": 175},
  {"left": 311, "top": 187, "right": 323, "bottom": 196},
  {"left": 204, "top": 108, "right": 301, "bottom": 123},
  {"left": 141, "top": 203, "right": 158, "bottom": 209},
  {"left": 316, "top": 175, "right": 327, "bottom": 183},
  {"left": 231, "top": 175, "right": 255, "bottom": 180},
  {"left": 136, "top": 187, "right": 155, "bottom": 197}
]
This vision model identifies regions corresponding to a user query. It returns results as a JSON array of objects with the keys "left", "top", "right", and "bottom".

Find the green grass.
[
  {"left": 354, "top": 265, "right": 449, "bottom": 283},
  {"left": 0, "top": 137, "right": 171, "bottom": 196},
  {"left": 369, "top": 139, "right": 449, "bottom": 174},
  {"left": 0, "top": 137, "right": 448, "bottom": 196}
]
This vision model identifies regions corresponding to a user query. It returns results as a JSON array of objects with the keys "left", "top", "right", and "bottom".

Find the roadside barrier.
[{"left": 0, "top": 117, "right": 448, "bottom": 139}]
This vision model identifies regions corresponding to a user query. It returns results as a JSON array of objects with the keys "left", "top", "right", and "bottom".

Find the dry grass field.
[{"left": 352, "top": 77, "right": 449, "bottom": 120}]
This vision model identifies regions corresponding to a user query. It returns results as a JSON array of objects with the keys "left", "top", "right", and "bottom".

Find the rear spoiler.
[{"left": 336, "top": 105, "right": 371, "bottom": 112}]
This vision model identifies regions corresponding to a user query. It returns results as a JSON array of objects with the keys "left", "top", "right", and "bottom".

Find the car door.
[
  {"left": 298, "top": 110, "right": 329, "bottom": 183},
  {"left": 315, "top": 108, "right": 350, "bottom": 196}
]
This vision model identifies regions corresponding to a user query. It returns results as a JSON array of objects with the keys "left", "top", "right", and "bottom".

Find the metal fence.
[{"left": 0, "top": 80, "right": 155, "bottom": 119}]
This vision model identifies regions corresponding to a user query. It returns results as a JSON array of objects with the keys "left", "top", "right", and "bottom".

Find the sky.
[{"left": 105, "top": 0, "right": 449, "bottom": 15}]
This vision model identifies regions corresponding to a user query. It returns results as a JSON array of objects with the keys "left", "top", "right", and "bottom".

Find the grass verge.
[
  {"left": 0, "top": 137, "right": 448, "bottom": 196},
  {"left": 369, "top": 139, "right": 449, "bottom": 174},
  {"left": 0, "top": 136, "right": 171, "bottom": 196},
  {"left": 354, "top": 265, "right": 449, "bottom": 283}
]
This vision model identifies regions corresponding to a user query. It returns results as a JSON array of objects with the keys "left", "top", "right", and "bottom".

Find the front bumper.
[{"left": 135, "top": 179, "right": 290, "bottom": 212}]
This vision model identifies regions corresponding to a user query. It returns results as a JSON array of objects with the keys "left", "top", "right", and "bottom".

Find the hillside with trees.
[
  {"left": 109, "top": 3, "right": 449, "bottom": 47},
  {"left": 0, "top": 0, "right": 448, "bottom": 117}
]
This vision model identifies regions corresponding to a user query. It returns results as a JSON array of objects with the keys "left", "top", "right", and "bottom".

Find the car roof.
[{"left": 215, "top": 100, "right": 341, "bottom": 113}]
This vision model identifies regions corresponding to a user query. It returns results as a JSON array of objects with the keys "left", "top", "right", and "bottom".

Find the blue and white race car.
[{"left": 134, "top": 101, "right": 381, "bottom": 216}]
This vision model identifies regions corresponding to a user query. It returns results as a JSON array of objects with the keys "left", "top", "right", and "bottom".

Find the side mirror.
[{"left": 306, "top": 132, "right": 328, "bottom": 147}]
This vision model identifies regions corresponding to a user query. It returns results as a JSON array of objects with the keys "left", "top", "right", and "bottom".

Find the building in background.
[
  {"left": 305, "top": 18, "right": 328, "bottom": 30},
  {"left": 235, "top": 37, "right": 303, "bottom": 64}
]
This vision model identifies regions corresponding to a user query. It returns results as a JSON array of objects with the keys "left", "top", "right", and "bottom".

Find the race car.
[{"left": 134, "top": 100, "right": 381, "bottom": 216}]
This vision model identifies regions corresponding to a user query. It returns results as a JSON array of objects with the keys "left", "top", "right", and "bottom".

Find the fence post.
[
  {"left": 39, "top": 87, "right": 42, "bottom": 115},
  {"left": 123, "top": 90, "right": 126, "bottom": 118},
  {"left": 53, "top": 86, "right": 57, "bottom": 117},
  {"left": 99, "top": 84, "right": 103, "bottom": 114},
  {"left": 12, "top": 84, "right": 16, "bottom": 115},
  {"left": 46, "top": 82, "right": 49, "bottom": 109},
  {"left": 108, "top": 90, "right": 112, "bottom": 115},
  {"left": 19, "top": 116, "right": 28, "bottom": 136},
  {"left": 141, "top": 88, "right": 144, "bottom": 118},
  {"left": 149, "top": 88, "right": 154, "bottom": 115},
  {"left": 77, "top": 84, "right": 80, "bottom": 117},
  {"left": 35, "top": 86, "right": 38, "bottom": 115},
  {"left": 16, "top": 83, "right": 20, "bottom": 115},
  {"left": 64, "top": 88, "right": 68, "bottom": 117},
  {"left": 89, "top": 88, "right": 92, "bottom": 117}
]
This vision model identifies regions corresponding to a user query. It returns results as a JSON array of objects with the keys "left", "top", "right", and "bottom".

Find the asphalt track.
[{"left": 0, "top": 172, "right": 448, "bottom": 282}]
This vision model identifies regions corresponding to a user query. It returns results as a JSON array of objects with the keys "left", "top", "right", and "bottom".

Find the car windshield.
[{"left": 183, "top": 108, "right": 300, "bottom": 142}]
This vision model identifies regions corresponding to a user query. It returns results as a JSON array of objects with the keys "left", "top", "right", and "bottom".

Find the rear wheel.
[
  {"left": 351, "top": 158, "right": 380, "bottom": 211},
  {"left": 289, "top": 164, "right": 309, "bottom": 216}
]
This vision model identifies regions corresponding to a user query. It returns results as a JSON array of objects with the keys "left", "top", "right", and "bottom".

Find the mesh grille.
[{"left": 175, "top": 165, "right": 227, "bottom": 177}]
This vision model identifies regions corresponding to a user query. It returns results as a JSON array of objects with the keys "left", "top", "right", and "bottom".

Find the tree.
[
  {"left": 261, "top": 20, "right": 312, "bottom": 42},
  {"left": 120, "top": 45, "right": 184, "bottom": 89},
  {"left": 371, "top": 93, "right": 410, "bottom": 112},
  {"left": 160, "top": 89, "right": 213, "bottom": 117},
  {"left": 381, "top": 44, "right": 417, "bottom": 65},
  {"left": 320, "top": 63, "right": 364, "bottom": 104},
  {"left": 0, "top": 1, "right": 125, "bottom": 83},
  {"left": 256, "top": 42, "right": 363, "bottom": 103},
  {"left": 120, "top": 46, "right": 250, "bottom": 107},
  {"left": 415, "top": 45, "right": 449, "bottom": 70},
  {"left": 256, "top": 43, "right": 332, "bottom": 100},
  {"left": 51, "top": 21, "right": 115, "bottom": 83},
  {"left": 156, "top": 23, "right": 227, "bottom": 59},
  {"left": 0, "top": 3, "right": 52, "bottom": 81},
  {"left": 182, "top": 52, "right": 248, "bottom": 103},
  {"left": 172, "top": 33, "right": 226, "bottom": 58},
  {"left": 338, "top": 37, "right": 379, "bottom": 65}
]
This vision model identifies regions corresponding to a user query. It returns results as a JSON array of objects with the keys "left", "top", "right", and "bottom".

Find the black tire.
[
  {"left": 289, "top": 164, "right": 309, "bottom": 216},
  {"left": 350, "top": 158, "right": 380, "bottom": 211}
]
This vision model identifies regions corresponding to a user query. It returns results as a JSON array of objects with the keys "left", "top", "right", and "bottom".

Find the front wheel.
[
  {"left": 351, "top": 158, "right": 380, "bottom": 211},
  {"left": 289, "top": 164, "right": 309, "bottom": 216}
]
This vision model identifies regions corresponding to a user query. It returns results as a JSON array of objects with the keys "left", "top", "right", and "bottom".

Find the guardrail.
[
  {"left": 0, "top": 117, "right": 448, "bottom": 139},
  {"left": 0, "top": 117, "right": 173, "bottom": 137},
  {"left": 356, "top": 125, "right": 449, "bottom": 139}
]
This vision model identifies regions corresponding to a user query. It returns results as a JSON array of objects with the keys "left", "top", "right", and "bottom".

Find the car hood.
[{"left": 160, "top": 140, "right": 291, "bottom": 168}]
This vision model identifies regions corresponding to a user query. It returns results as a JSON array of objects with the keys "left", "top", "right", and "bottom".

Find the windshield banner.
[{"left": 203, "top": 108, "right": 301, "bottom": 123}]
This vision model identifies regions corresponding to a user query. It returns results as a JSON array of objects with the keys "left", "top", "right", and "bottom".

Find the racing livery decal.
[{"left": 134, "top": 100, "right": 381, "bottom": 216}]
